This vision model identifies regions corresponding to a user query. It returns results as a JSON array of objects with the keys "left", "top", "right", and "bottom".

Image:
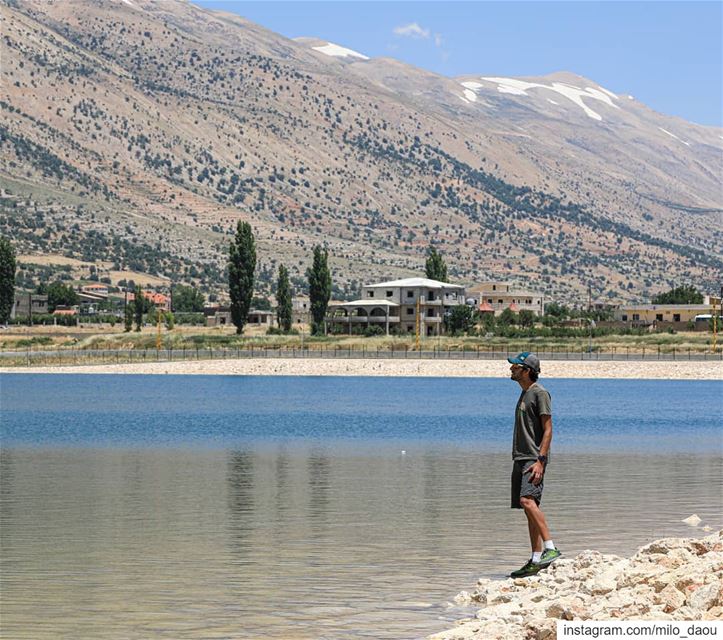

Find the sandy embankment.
[
  {"left": 0, "top": 358, "right": 721, "bottom": 379},
  {"left": 430, "top": 530, "right": 723, "bottom": 640}
]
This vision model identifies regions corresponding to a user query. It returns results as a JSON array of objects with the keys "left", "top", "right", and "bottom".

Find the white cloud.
[
  {"left": 434, "top": 33, "right": 443, "bottom": 47},
  {"left": 393, "top": 22, "right": 430, "bottom": 39}
]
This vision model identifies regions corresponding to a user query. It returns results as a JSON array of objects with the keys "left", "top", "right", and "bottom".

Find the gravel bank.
[{"left": 1, "top": 358, "right": 721, "bottom": 379}]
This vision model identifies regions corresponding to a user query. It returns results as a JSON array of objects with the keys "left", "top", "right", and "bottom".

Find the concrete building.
[
  {"left": 204, "top": 307, "right": 274, "bottom": 328},
  {"left": 614, "top": 302, "right": 718, "bottom": 325},
  {"left": 466, "top": 281, "right": 545, "bottom": 317},
  {"left": 292, "top": 296, "right": 311, "bottom": 326},
  {"left": 326, "top": 277, "right": 466, "bottom": 336},
  {"left": 11, "top": 293, "right": 48, "bottom": 319}
]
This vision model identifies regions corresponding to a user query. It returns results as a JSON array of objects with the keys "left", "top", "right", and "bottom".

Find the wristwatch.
[{"left": 537, "top": 455, "right": 548, "bottom": 465}]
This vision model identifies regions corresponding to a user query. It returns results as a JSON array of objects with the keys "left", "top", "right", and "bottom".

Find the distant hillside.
[{"left": 2, "top": 0, "right": 721, "bottom": 302}]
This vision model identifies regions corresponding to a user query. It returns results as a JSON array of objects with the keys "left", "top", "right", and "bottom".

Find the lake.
[{"left": 1, "top": 375, "right": 721, "bottom": 639}]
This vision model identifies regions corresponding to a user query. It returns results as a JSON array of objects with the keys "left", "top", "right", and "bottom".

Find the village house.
[
  {"left": 614, "top": 294, "right": 721, "bottom": 327},
  {"left": 10, "top": 293, "right": 48, "bottom": 319},
  {"left": 204, "top": 306, "right": 274, "bottom": 328},
  {"left": 292, "top": 296, "right": 311, "bottom": 325},
  {"left": 326, "top": 277, "right": 466, "bottom": 336},
  {"left": 466, "top": 281, "right": 545, "bottom": 317}
]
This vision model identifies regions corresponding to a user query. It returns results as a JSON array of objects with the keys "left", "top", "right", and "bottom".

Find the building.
[
  {"left": 614, "top": 303, "right": 718, "bottom": 325},
  {"left": 247, "top": 309, "right": 274, "bottom": 327},
  {"left": 292, "top": 296, "right": 311, "bottom": 325},
  {"left": 466, "top": 281, "right": 545, "bottom": 317},
  {"left": 326, "top": 277, "right": 466, "bottom": 336},
  {"left": 79, "top": 283, "right": 109, "bottom": 297},
  {"left": 11, "top": 293, "right": 48, "bottom": 319},
  {"left": 204, "top": 307, "right": 274, "bottom": 328},
  {"left": 143, "top": 291, "right": 171, "bottom": 311}
]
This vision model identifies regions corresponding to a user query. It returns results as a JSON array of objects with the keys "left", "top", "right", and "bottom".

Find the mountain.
[{"left": 2, "top": 0, "right": 721, "bottom": 302}]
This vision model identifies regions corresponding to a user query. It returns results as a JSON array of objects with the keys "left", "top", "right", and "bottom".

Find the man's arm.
[{"left": 525, "top": 414, "right": 552, "bottom": 485}]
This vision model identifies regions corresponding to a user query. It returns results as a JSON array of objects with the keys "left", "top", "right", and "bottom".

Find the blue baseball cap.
[{"left": 507, "top": 351, "right": 541, "bottom": 373}]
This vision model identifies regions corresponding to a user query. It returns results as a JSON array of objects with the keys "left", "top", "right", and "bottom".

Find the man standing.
[{"left": 507, "top": 352, "right": 561, "bottom": 578}]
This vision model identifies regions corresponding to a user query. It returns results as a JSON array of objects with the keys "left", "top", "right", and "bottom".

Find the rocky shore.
[{"left": 430, "top": 530, "right": 723, "bottom": 640}]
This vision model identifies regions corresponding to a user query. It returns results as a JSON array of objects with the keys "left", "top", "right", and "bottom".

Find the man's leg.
[
  {"left": 526, "top": 509, "right": 543, "bottom": 555},
  {"left": 520, "top": 496, "right": 551, "bottom": 545},
  {"left": 521, "top": 496, "right": 561, "bottom": 566}
]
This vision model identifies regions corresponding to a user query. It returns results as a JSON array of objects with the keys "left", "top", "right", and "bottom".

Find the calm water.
[{"left": 1, "top": 375, "right": 722, "bottom": 639}]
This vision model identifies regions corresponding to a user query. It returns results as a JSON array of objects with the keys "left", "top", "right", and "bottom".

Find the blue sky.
[{"left": 196, "top": 1, "right": 722, "bottom": 127}]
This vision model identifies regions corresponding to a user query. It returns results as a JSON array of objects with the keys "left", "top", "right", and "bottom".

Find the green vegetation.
[
  {"left": 652, "top": 285, "right": 704, "bottom": 305},
  {"left": 425, "top": 245, "right": 448, "bottom": 282},
  {"left": 276, "top": 264, "right": 292, "bottom": 333},
  {"left": 124, "top": 302, "right": 133, "bottom": 332},
  {"left": 445, "top": 305, "right": 473, "bottom": 335},
  {"left": 307, "top": 246, "right": 331, "bottom": 336},
  {"left": 172, "top": 284, "right": 205, "bottom": 312},
  {"left": 0, "top": 236, "right": 16, "bottom": 324},
  {"left": 228, "top": 221, "right": 256, "bottom": 335},
  {"left": 42, "top": 281, "right": 79, "bottom": 312},
  {"left": 134, "top": 285, "right": 143, "bottom": 332}
]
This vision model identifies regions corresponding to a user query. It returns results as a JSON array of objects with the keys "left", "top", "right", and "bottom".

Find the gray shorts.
[{"left": 511, "top": 459, "right": 543, "bottom": 509}]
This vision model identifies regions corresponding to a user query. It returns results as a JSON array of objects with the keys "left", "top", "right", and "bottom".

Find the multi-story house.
[
  {"left": 466, "top": 281, "right": 545, "bottom": 317},
  {"left": 327, "top": 277, "right": 466, "bottom": 336}
]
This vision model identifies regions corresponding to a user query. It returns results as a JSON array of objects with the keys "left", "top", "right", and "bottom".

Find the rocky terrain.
[
  {"left": 431, "top": 530, "right": 723, "bottom": 640},
  {"left": 1, "top": 0, "right": 721, "bottom": 301}
]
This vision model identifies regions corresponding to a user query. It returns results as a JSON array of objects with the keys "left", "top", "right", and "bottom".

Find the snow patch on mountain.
[
  {"left": 463, "top": 88, "right": 477, "bottom": 102},
  {"left": 312, "top": 43, "right": 369, "bottom": 60},
  {"left": 659, "top": 127, "right": 690, "bottom": 146},
  {"left": 464, "top": 77, "right": 621, "bottom": 121}
]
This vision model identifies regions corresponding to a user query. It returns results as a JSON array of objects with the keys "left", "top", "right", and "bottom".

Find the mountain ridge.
[{"left": 1, "top": 0, "right": 721, "bottom": 302}]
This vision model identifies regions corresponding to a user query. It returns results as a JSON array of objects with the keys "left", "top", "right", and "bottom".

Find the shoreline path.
[{"left": 1, "top": 358, "right": 721, "bottom": 379}]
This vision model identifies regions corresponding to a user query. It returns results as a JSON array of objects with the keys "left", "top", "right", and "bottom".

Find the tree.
[
  {"left": 518, "top": 309, "right": 536, "bottom": 328},
  {"left": 172, "top": 285, "right": 204, "bottom": 312},
  {"left": 124, "top": 302, "right": 133, "bottom": 332},
  {"left": 307, "top": 245, "right": 331, "bottom": 335},
  {"left": 498, "top": 307, "right": 517, "bottom": 326},
  {"left": 165, "top": 311, "right": 174, "bottom": 330},
  {"left": 251, "top": 296, "right": 272, "bottom": 311},
  {"left": 228, "top": 221, "right": 256, "bottom": 334},
  {"left": 445, "top": 305, "right": 473, "bottom": 335},
  {"left": 425, "top": 245, "right": 448, "bottom": 282},
  {"left": 276, "top": 264, "right": 293, "bottom": 333},
  {"left": 46, "top": 281, "right": 79, "bottom": 312},
  {"left": 544, "top": 302, "right": 569, "bottom": 318},
  {"left": 134, "top": 285, "right": 143, "bottom": 331},
  {"left": 0, "top": 236, "right": 16, "bottom": 324},
  {"left": 652, "top": 285, "right": 703, "bottom": 304}
]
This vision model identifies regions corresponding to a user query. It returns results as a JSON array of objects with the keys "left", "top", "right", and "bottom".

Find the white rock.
[
  {"left": 687, "top": 582, "right": 721, "bottom": 611},
  {"left": 682, "top": 514, "right": 702, "bottom": 526}
]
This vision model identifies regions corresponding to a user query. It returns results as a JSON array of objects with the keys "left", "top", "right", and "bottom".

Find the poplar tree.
[
  {"left": 228, "top": 221, "right": 256, "bottom": 334},
  {"left": 124, "top": 302, "right": 133, "bottom": 332},
  {"left": 276, "top": 264, "right": 293, "bottom": 333},
  {"left": 0, "top": 236, "right": 16, "bottom": 325},
  {"left": 425, "top": 245, "right": 448, "bottom": 282},
  {"left": 134, "top": 285, "right": 143, "bottom": 331},
  {"left": 307, "top": 246, "right": 331, "bottom": 335}
]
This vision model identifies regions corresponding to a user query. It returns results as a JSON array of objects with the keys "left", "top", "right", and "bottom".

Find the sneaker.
[
  {"left": 510, "top": 560, "right": 542, "bottom": 578},
  {"left": 538, "top": 548, "right": 562, "bottom": 566}
]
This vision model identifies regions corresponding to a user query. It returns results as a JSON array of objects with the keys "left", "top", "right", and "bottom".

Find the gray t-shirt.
[{"left": 512, "top": 382, "right": 552, "bottom": 461}]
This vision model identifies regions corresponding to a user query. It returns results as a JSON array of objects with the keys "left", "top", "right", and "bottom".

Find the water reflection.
[{"left": 0, "top": 447, "right": 721, "bottom": 639}]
